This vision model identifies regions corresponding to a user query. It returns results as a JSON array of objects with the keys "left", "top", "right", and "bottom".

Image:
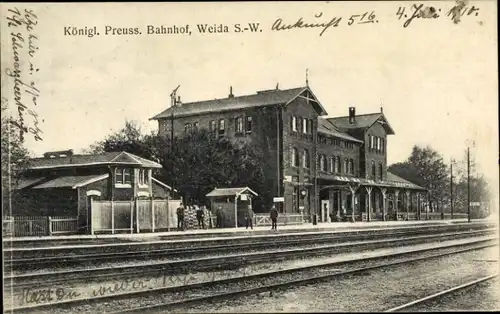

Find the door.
[{"left": 321, "top": 200, "right": 329, "bottom": 222}]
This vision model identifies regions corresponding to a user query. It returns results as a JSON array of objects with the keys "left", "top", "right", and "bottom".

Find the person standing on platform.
[
  {"left": 216, "top": 205, "right": 223, "bottom": 228},
  {"left": 270, "top": 205, "right": 278, "bottom": 230},
  {"left": 176, "top": 203, "right": 185, "bottom": 231},
  {"left": 245, "top": 205, "right": 255, "bottom": 230},
  {"left": 196, "top": 205, "right": 205, "bottom": 229}
]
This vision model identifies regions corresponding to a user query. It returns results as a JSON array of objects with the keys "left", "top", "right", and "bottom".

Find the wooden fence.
[
  {"left": 255, "top": 213, "right": 305, "bottom": 226},
  {"left": 90, "top": 199, "right": 180, "bottom": 234},
  {"left": 3, "top": 216, "right": 78, "bottom": 237}
]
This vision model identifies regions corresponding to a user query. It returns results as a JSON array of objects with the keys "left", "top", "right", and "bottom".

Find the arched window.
[
  {"left": 371, "top": 161, "right": 376, "bottom": 179},
  {"left": 335, "top": 156, "right": 340, "bottom": 173},
  {"left": 329, "top": 157, "right": 334, "bottom": 173},
  {"left": 349, "top": 158, "right": 354, "bottom": 174},
  {"left": 292, "top": 147, "right": 299, "bottom": 167},
  {"left": 303, "top": 149, "right": 310, "bottom": 168},
  {"left": 319, "top": 155, "right": 325, "bottom": 172},
  {"left": 344, "top": 158, "right": 349, "bottom": 174},
  {"left": 379, "top": 163, "right": 383, "bottom": 180}
]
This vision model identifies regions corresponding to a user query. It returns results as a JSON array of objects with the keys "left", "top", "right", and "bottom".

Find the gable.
[
  {"left": 287, "top": 89, "right": 328, "bottom": 116},
  {"left": 372, "top": 115, "right": 395, "bottom": 135}
]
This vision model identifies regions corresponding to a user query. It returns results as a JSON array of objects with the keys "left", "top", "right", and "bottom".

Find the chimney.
[
  {"left": 349, "top": 107, "right": 356, "bottom": 124},
  {"left": 380, "top": 107, "right": 384, "bottom": 113},
  {"left": 177, "top": 96, "right": 182, "bottom": 107},
  {"left": 228, "top": 86, "right": 234, "bottom": 98}
]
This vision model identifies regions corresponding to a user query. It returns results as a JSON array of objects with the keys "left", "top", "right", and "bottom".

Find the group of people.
[
  {"left": 175, "top": 203, "right": 280, "bottom": 231},
  {"left": 176, "top": 204, "right": 210, "bottom": 231}
]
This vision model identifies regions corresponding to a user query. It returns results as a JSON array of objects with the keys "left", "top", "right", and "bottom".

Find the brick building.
[
  {"left": 13, "top": 150, "right": 173, "bottom": 232},
  {"left": 151, "top": 85, "right": 428, "bottom": 222}
]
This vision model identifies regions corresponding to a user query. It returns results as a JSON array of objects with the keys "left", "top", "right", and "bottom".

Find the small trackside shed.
[{"left": 206, "top": 187, "right": 258, "bottom": 228}]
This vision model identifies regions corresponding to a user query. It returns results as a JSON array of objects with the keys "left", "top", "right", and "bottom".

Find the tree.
[
  {"left": 155, "top": 129, "right": 269, "bottom": 208},
  {"left": 1, "top": 100, "right": 31, "bottom": 215},
  {"left": 86, "top": 120, "right": 158, "bottom": 161},
  {"left": 388, "top": 145, "right": 449, "bottom": 211}
]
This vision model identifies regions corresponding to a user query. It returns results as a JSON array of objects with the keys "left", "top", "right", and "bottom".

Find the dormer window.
[
  {"left": 115, "top": 168, "right": 132, "bottom": 187},
  {"left": 302, "top": 118, "right": 308, "bottom": 134}
]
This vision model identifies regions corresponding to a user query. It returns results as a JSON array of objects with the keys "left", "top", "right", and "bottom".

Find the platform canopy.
[{"left": 206, "top": 187, "right": 258, "bottom": 198}]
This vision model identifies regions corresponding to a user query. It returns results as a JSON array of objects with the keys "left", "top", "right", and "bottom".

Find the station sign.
[
  {"left": 469, "top": 202, "right": 481, "bottom": 207},
  {"left": 273, "top": 197, "right": 285, "bottom": 202}
]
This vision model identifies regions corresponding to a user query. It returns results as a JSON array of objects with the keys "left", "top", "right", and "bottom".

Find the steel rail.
[
  {"left": 7, "top": 238, "right": 497, "bottom": 313},
  {"left": 5, "top": 226, "right": 493, "bottom": 270},
  {"left": 6, "top": 230, "right": 495, "bottom": 288},
  {"left": 4, "top": 221, "right": 492, "bottom": 253},
  {"left": 383, "top": 274, "right": 499, "bottom": 312}
]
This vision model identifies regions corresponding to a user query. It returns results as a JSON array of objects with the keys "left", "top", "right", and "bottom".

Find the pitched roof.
[
  {"left": 30, "top": 174, "right": 108, "bottom": 189},
  {"left": 28, "top": 151, "right": 162, "bottom": 170},
  {"left": 150, "top": 86, "right": 327, "bottom": 119},
  {"left": 386, "top": 172, "right": 425, "bottom": 190},
  {"left": 317, "top": 118, "right": 363, "bottom": 143},
  {"left": 328, "top": 113, "right": 395, "bottom": 135},
  {"left": 206, "top": 187, "right": 258, "bottom": 197}
]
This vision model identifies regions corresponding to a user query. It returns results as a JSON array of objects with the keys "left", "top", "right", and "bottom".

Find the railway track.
[
  {"left": 6, "top": 229, "right": 495, "bottom": 288},
  {"left": 8, "top": 237, "right": 497, "bottom": 314},
  {"left": 384, "top": 274, "right": 499, "bottom": 312},
  {"left": 4, "top": 223, "right": 493, "bottom": 270}
]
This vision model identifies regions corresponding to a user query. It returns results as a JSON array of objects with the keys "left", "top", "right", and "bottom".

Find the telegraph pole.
[
  {"left": 467, "top": 147, "right": 471, "bottom": 223},
  {"left": 450, "top": 159, "right": 454, "bottom": 220},
  {"left": 170, "top": 85, "right": 180, "bottom": 200}
]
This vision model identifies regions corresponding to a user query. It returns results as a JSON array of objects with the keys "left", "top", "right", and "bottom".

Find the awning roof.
[
  {"left": 206, "top": 187, "right": 258, "bottom": 197},
  {"left": 322, "top": 172, "right": 426, "bottom": 191}
]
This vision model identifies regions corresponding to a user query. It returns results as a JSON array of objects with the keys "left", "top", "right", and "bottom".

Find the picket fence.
[{"left": 3, "top": 216, "right": 78, "bottom": 237}]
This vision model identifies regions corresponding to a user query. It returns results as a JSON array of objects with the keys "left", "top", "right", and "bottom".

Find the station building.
[{"left": 151, "top": 85, "right": 428, "bottom": 222}]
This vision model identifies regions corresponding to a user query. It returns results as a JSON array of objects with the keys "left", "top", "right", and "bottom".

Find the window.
[
  {"left": 115, "top": 168, "right": 132, "bottom": 186},
  {"left": 330, "top": 157, "right": 334, "bottom": 173},
  {"left": 371, "top": 161, "right": 376, "bottom": 179},
  {"left": 381, "top": 138, "right": 385, "bottom": 153},
  {"left": 184, "top": 123, "right": 192, "bottom": 133},
  {"left": 292, "top": 147, "right": 299, "bottom": 167},
  {"left": 335, "top": 156, "right": 340, "bottom": 173},
  {"left": 349, "top": 158, "right": 354, "bottom": 174},
  {"left": 368, "top": 135, "right": 372, "bottom": 149},
  {"left": 291, "top": 116, "right": 297, "bottom": 132},
  {"left": 320, "top": 155, "right": 327, "bottom": 172},
  {"left": 236, "top": 117, "right": 243, "bottom": 133},
  {"left": 379, "top": 163, "right": 383, "bottom": 181},
  {"left": 218, "top": 119, "right": 225, "bottom": 135},
  {"left": 309, "top": 119, "right": 314, "bottom": 134},
  {"left": 297, "top": 118, "right": 302, "bottom": 134},
  {"left": 303, "top": 149, "right": 310, "bottom": 168},
  {"left": 193, "top": 122, "right": 199, "bottom": 130},
  {"left": 209, "top": 120, "right": 216, "bottom": 133},
  {"left": 302, "top": 118, "right": 308, "bottom": 133},
  {"left": 246, "top": 116, "right": 252, "bottom": 133},
  {"left": 344, "top": 158, "right": 349, "bottom": 174},
  {"left": 138, "top": 169, "right": 149, "bottom": 186}
]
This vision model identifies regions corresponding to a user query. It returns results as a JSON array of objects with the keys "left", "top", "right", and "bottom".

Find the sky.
[{"left": 1, "top": 1, "right": 498, "bottom": 203}]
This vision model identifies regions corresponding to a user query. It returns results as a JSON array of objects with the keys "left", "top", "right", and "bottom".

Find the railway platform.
[{"left": 3, "top": 218, "right": 480, "bottom": 244}]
